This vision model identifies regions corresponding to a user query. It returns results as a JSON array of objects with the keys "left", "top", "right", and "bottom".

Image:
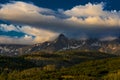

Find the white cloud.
[
  {"left": 18, "top": 25, "right": 59, "bottom": 43},
  {"left": 0, "top": 24, "right": 59, "bottom": 44},
  {"left": 64, "top": 3, "right": 120, "bottom": 27},
  {"left": 64, "top": 3, "right": 104, "bottom": 17},
  {"left": 0, "top": 24, "right": 19, "bottom": 32},
  {"left": 0, "top": 1, "right": 120, "bottom": 29},
  {"left": 65, "top": 16, "right": 120, "bottom": 27},
  {"left": 0, "top": 2, "right": 120, "bottom": 44},
  {"left": 0, "top": 1, "right": 56, "bottom": 24},
  {"left": 0, "top": 35, "right": 34, "bottom": 44}
]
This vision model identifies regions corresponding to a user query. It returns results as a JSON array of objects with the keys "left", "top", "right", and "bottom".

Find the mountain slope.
[
  {"left": 0, "top": 34, "right": 119, "bottom": 56},
  {"left": 24, "top": 34, "right": 120, "bottom": 55}
]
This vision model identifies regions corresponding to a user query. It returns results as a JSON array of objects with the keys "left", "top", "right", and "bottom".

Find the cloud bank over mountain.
[
  {"left": 0, "top": 1, "right": 120, "bottom": 44},
  {"left": 0, "top": 24, "right": 58, "bottom": 44}
]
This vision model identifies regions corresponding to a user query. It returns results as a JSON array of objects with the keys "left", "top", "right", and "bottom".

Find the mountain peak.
[
  {"left": 58, "top": 33, "right": 67, "bottom": 38},
  {"left": 58, "top": 34, "right": 66, "bottom": 38},
  {"left": 56, "top": 34, "right": 68, "bottom": 41}
]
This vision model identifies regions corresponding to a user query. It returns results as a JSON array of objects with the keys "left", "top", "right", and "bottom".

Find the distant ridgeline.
[{"left": 0, "top": 34, "right": 120, "bottom": 56}]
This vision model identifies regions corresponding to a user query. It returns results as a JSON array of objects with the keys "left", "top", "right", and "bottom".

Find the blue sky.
[
  {"left": 0, "top": 0, "right": 120, "bottom": 10},
  {"left": 0, "top": 0, "right": 120, "bottom": 44}
]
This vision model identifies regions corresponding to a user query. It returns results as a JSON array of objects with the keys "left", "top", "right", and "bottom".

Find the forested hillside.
[{"left": 0, "top": 51, "right": 119, "bottom": 80}]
